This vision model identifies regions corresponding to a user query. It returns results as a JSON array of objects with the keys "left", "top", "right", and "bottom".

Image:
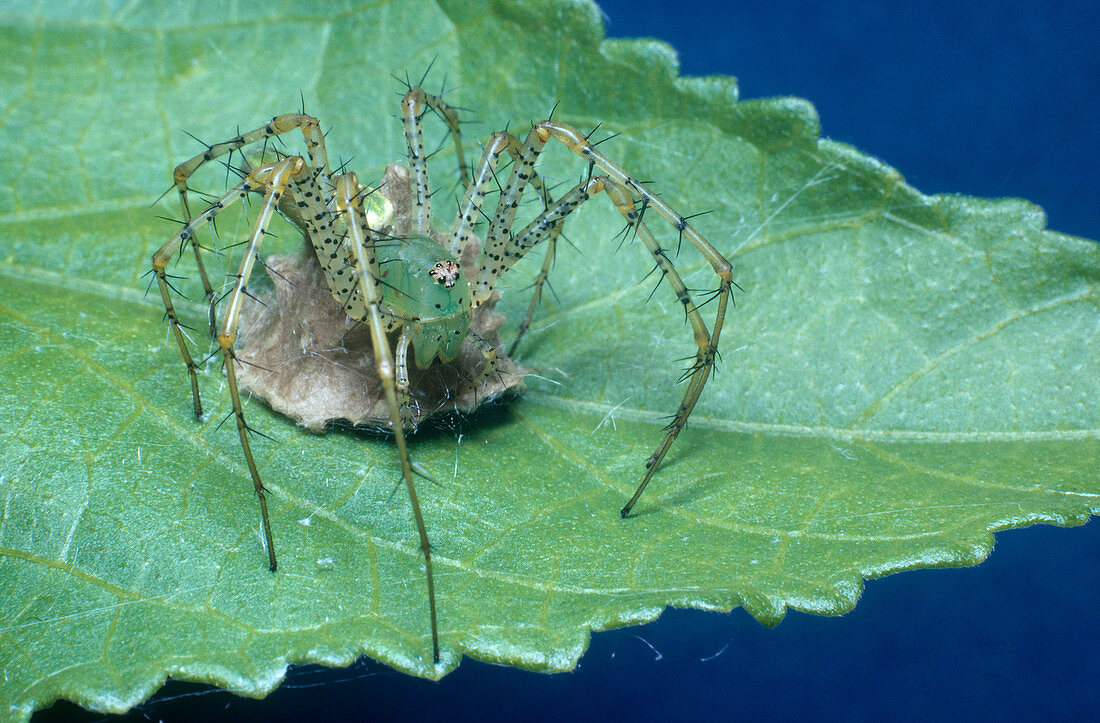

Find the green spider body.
[{"left": 376, "top": 236, "right": 471, "bottom": 368}]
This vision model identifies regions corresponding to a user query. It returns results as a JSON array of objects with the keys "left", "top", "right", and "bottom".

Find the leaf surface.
[{"left": 0, "top": 0, "right": 1097, "bottom": 719}]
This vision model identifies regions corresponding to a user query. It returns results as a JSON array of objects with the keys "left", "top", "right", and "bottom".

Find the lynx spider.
[{"left": 152, "top": 85, "right": 734, "bottom": 663}]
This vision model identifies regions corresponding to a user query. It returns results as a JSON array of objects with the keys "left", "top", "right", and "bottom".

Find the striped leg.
[
  {"left": 401, "top": 86, "right": 473, "bottom": 236},
  {"left": 464, "top": 329, "right": 500, "bottom": 390},
  {"left": 470, "top": 120, "right": 734, "bottom": 516},
  {"left": 444, "top": 130, "right": 563, "bottom": 355},
  {"left": 171, "top": 114, "right": 332, "bottom": 328},
  {"left": 336, "top": 171, "right": 441, "bottom": 664},
  {"left": 597, "top": 180, "right": 730, "bottom": 517},
  {"left": 152, "top": 159, "right": 303, "bottom": 419},
  {"left": 533, "top": 124, "right": 733, "bottom": 516},
  {"left": 214, "top": 156, "right": 305, "bottom": 573},
  {"left": 154, "top": 155, "right": 305, "bottom": 573}
]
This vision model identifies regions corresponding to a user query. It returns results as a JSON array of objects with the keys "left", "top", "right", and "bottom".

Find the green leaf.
[{"left": 1, "top": 0, "right": 1097, "bottom": 719}]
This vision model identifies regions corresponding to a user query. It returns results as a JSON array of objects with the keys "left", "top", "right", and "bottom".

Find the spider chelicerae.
[{"left": 152, "top": 84, "right": 734, "bottom": 663}]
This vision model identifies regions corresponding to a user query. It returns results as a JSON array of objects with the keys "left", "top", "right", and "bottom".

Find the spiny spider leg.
[
  {"left": 447, "top": 132, "right": 513, "bottom": 257},
  {"left": 155, "top": 156, "right": 303, "bottom": 573},
  {"left": 444, "top": 130, "right": 564, "bottom": 355},
  {"left": 152, "top": 165, "right": 288, "bottom": 418},
  {"left": 505, "top": 226, "right": 560, "bottom": 357},
  {"left": 546, "top": 123, "right": 733, "bottom": 517},
  {"left": 499, "top": 135, "right": 564, "bottom": 356},
  {"left": 171, "top": 114, "right": 332, "bottom": 330},
  {"left": 214, "top": 157, "right": 306, "bottom": 574},
  {"left": 174, "top": 114, "right": 331, "bottom": 213},
  {"left": 484, "top": 176, "right": 607, "bottom": 279},
  {"left": 471, "top": 121, "right": 733, "bottom": 517},
  {"left": 463, "top": 329, "right": 501, "bottom": 389},
  {"left": 401, "top": 87, "right": 471, "bottom": 235},
  {"left": 598, "top": 180, "right": 728, "bottom": 517},
  {"left": 335, "top": 171, "right": 440, "bottom": 663}
]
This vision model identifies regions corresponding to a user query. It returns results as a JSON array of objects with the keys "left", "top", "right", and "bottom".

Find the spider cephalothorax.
[{"left": 152, "top": 85, "right": 733, "bottom": 664}]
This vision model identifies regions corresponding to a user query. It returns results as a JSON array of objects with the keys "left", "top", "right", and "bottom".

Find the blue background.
[{"left": 40, "top": 1, "right": 1098, "bottom": 720}]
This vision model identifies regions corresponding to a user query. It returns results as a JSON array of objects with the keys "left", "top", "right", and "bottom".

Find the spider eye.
[{"left": 428, "top": 260, "right": 461, "bottom": 288}]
